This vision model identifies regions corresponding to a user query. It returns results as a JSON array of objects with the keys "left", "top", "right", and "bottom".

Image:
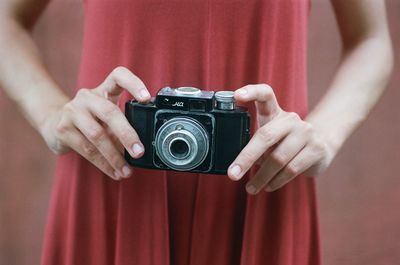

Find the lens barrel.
[
  {"left": 169, "top": 138, "right": 190, "bottom": 159},
  {"left": 155, "top": 117, "right": 209, "bottom": 171}
]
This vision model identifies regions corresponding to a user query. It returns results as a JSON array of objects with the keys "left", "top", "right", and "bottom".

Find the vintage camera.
[{"left": 125, "top": 87, "right": 250, "bottom": 174}]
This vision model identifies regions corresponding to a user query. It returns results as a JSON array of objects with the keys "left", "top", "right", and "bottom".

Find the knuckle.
[
  {"left": 55, "top": 122, "right": 68, "bottom": 135},
  {"left": 102, "top": 103, "right": 120, "bottom": 119},
  {"left": 76, "top": 88, "right": 91, "bottom": 98},
  {"left": 48, "top": 138, "right": 68, "bottom": 155},
  {"left": 109, "top": 154, "right": 125, "bottom": 168},
  {"left": 285, "top": 163, "right": 300, "bottom": 176},
  {"left": 239, "top": 150, "right": 257, "bottom": 165},
  {"left": 259, "top": 83, "right": 273, "bottom": 93},
  {"left": 120, "top": 128, "right": 136, "bottom": 143},
  {"left": 82, "top": 144, "right": 98, "bottom": 158},
  {"left": 311, "top": 138, "right": 326, "bottom": 152},
  {"left": 87, "top": 127, "right": 105, "bottom": 143},
  {"left": 97, "top": 157, "right": 109, "bottom": 167},
  {"left": 302, "top": 122, "right": 314, "bottom": 133},
  {"left": 62, "top": 102, "right": 75, "bottom": 113},
  {"left": 270, "top": 151, "right": 287, "bottom": 167},
  {"left": 51, "top": 148, "right": 65, "bottom": 156},
  {"left": 257, "top": 83, "right": 274, "bottom": 101},
  {"left": 112, "top": 66, "right": 128, "bottom": 76},
  {"left": 287, "top": 112, "right": 300, "bottom": 121},
  {"left": 257, "top": 126, "right": 275, "bottom": 143}
]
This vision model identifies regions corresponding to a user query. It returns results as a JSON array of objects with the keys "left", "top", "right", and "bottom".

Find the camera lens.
[
  {"left": 169, "top": 138, "right": 190, "bottom": 159},
  {"left": 155, "top": 117, "right": 209, "bottom": 171}
]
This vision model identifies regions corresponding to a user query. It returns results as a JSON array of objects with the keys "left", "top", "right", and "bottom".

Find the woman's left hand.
[{"left": 228, "top": 84, "right": 336, "bottom": 194}]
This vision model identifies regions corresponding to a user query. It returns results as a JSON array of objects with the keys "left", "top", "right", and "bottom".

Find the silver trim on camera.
[
  {"left": 158, "top": 86, "right": 214, "bottom": 99},
  {"left": 154, "top": 117, "right": 210, "bottom": 171},
  {"left": 175, "top": 87, "right": 202, "bottom": 95},
  {"left": 215, "top": 91, "right": 236, "bottom": 110}
]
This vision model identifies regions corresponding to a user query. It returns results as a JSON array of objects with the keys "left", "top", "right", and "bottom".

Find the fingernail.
[
  {"left": 113, "top": 170, "right": 122, "bottom": 180},
  {"left": 246, "top": 184, "right": 257, "bottom": 194},
  {"left": 228, "top": 164, "right": 242, "bottom": 180},
  {"left": 140, "top": 89, "right": 150, "bottom": 99},
  {"left": 237, "top": 89, "right": 247, "bottom": 95},
  {"left": 122, "top": 165, "right": 132, "bottom": 177},
  {"left": 132, "top": 143, "right": 144, "bottom": 156}
]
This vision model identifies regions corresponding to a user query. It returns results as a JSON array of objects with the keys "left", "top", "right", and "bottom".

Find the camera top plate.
[
  {"left": 156, "top": 86, "right": 215, "bottom": 112},
  {"left": 157, "top": 86, "right": 214, "bottom": 99}
]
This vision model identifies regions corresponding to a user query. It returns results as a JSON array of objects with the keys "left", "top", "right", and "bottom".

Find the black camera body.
[{"left": 125, "top": 86, "right": 250, "bottom": 174}]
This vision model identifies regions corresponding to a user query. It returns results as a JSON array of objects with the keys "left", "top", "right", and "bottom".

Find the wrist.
[
  {"left": 305, "top": 115, "right": 356, "bottom": 156},
  {"left": 21, "top": 87, "right": 69, "bottom": 132}
]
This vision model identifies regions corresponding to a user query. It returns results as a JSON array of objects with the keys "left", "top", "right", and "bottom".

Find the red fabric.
[{"left": 42, "top": 1, "right": 320, "bottom": 264}]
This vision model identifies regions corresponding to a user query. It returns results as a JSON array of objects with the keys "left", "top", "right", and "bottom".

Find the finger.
[
  {"left": 234, "top": 84, "right": 281, "bottom": 117},
  {"left": 245, "top": 125, "right": 309, "bottom": 194},
  {"left": 227, "top": 112, "right": 300, "bottom": 181},
  {"left": 69, "top": 109, "right": 133, "bottom": 179},
  {"left": 56, "top": 125, "right": 121, "bottom": 180},
  {"left": 77, "top": 91, "right": 145, "bottom": 159},
  {"left": 94, "top": 66, "right": 151, "bottom": 103},
  {"left": 254, "top": 144, "right": 277, "bottom": 166},
  {"left": 105, "top": 124, "right": 124, "bottom": 154},
  {"left": 265, "top": 145, "right": 322, "bottom": 192}
]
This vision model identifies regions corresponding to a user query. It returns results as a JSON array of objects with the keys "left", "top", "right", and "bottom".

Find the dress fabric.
[{"left": 41, "top": 0, "right": 321, "bottom": 264}]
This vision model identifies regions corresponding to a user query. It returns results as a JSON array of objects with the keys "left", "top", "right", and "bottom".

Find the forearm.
[
  {"left": 0, "top": 15, "right": 69, "bottom": 132},
  {"left": 306, "top": 36, "right": 393, "bottom": 153}
]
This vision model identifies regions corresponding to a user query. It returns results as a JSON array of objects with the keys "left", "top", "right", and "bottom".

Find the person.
[{"left": 0, "top": 0, "right": 393, "bottom": 264}]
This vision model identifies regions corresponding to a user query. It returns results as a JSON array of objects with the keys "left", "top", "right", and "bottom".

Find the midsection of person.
[
  {"left": 79, "top": 0, "right": 308, "bottom": 115},
  {"left": 44, "top": 1, "right": 317, "bottom": 264}
]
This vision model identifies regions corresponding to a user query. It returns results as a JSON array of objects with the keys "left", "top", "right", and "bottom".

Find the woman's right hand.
[{"left": 40, "top": 66, "right": 151, "bottom": 180}]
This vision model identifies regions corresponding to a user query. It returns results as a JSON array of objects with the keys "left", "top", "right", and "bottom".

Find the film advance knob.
[{"left": 215, "top": 91, "right": 236, "bottom": 110}]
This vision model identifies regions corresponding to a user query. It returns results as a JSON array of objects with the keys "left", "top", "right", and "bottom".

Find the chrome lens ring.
[
  {"left": 155, "top": 117, "right": 209, "bottom": 171},
  {"left": 162, "top": 130, "right": 197, "bottom": 165},
  {"left": 168, "top": 136, "right": 192, "bottom": 160}
]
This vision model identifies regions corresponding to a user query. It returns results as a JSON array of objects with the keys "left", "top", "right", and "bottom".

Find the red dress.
[{"left": 42, "top": 0, "right": 320, "bottom": 264}]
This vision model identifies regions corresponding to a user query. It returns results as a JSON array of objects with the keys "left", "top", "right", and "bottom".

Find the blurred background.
[{"left": 0, "top": 0, "right": 399, "bottom": 264}]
